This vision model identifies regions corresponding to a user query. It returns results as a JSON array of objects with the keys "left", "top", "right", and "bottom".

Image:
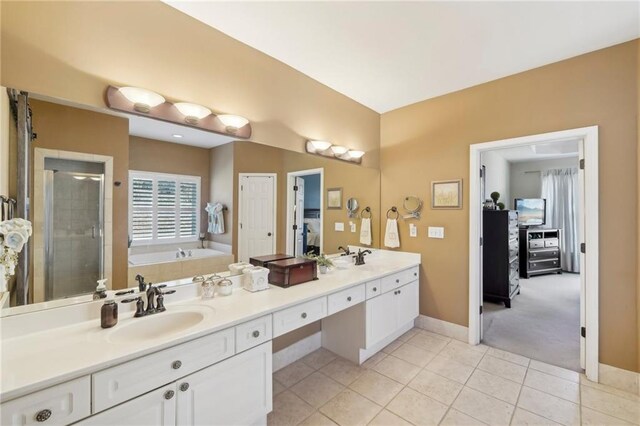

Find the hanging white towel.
[
  {"left": 384, "top": 218, "right": 400, "bottom": 248},
  {"left": 205, "top": 202, "right": 225, "bottom": 234},
  {"left": 359, "top": 217, "right": 372, "bottom": 246}
]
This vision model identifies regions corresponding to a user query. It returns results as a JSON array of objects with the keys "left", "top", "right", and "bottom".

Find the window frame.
[{"left": 128, "top": 170, "right": 201, "bottom": 246}]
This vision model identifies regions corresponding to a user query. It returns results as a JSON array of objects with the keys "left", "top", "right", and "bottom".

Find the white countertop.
[{"left": 0, "top": 249, "right": 419, "bottom": 401}]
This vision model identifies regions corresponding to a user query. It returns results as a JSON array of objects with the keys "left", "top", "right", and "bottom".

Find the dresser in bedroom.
[{"left": 483, "top": 210, "right": 520, "bottom": 308}]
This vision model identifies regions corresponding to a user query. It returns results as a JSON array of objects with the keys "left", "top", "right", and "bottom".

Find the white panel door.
[
  {"left": 293, "top": 176, "right": 305, "bottom": 256},
  {"left": 176, "top": 342, "right": 272, "bottom": 426},
  {"left": 366, "top": 290, "right": 397, "bottom": 347},
  {"left": 578, "top": 141, "right": 586, "bottom": 370},
  {"left": 79, "top": 384, "right": 176, "bottom": 426},
  {"left": 239, "top": 175, "right": 275, "bottom": 262},
  {"left": 396, "top": 281, "right": 419, "bottom": 327}
]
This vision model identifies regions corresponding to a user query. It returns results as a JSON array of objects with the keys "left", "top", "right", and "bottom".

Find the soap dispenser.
[
  {"left": 93, "top": 279, "right": 108, "bottom": 300},
  {"left": 101, "top": 299, "right": 118, "bottom": 328}
]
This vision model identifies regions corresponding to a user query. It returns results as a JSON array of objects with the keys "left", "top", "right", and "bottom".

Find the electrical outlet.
[
  {"left": 428, "top": 226, "right": 445, "bottom": 239},
  {"left": 335, "top": 222, "right": 345, "bottom": 232},
  {"left": 350, "top": 222, "right": 356, "bottom": 232},
  {"left": 409, "top": 223, "right": 417, "bottom": 237}
]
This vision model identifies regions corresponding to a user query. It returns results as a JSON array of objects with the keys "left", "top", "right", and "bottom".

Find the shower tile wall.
[{"left": 50, "top": 172, "right": 101, "bottom": 299}]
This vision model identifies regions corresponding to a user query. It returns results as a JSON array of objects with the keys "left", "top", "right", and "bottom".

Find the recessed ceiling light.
[{"left": 172, "top": 134, "right": 183, "bottom": 138}]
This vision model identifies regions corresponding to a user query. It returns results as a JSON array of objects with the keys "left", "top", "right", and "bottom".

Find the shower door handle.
[{"left": 91, "top": 226, "right": 96, "bottom": 239}]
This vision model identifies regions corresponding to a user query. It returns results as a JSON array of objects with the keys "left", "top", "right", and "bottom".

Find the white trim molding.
[
  {"left": 468, "top": 126, "right": 599, "bottom": 382},
  {"left": 415, "top": 315, "right": 469, "bottom": 342},
  {"left": 272, "top": 331, "right": 321, "bottom": 372},
  {"left": 285, "top": 168, "right": 324, "bottom": 256}
]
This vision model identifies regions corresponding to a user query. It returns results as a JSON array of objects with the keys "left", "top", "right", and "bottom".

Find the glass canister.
[
  {"left": 201, "top": 278, "right": 216, "bottom": 299},
  {"left": 217, "top": 278, "right": 233, "bottom": 296}
]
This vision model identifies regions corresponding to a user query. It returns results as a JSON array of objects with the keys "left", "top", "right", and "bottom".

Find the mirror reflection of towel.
[
  {"left": 206, "top": 202, "right": 225, "bottom": 234},
  {"left": 384, "top": 218, "right": 400, "bottom": 248},
  {"left": 360, "top": 217, "right": 372, "bottom": 246}
]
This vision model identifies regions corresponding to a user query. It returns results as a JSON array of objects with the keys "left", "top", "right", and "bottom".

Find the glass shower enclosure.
[{"left": 44, "top": 158, "right": 105, "bottom": 300}]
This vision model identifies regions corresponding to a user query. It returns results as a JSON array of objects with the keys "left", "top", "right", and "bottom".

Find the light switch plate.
[
  {"left": 428, "top": 226, "right": 445, "bottom": 239},
  {"left": 409, "top": 223, "right": 417, "bottom": 237},
  {"left": 350, "top": 222, "right": 356, "bottom": 233},
  {"left": 335, "top": 222, "right": 345, "bottom": 232}
]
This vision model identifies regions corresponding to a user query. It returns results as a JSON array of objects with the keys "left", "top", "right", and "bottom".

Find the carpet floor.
[{"left": 482, "top": 272, "right": 581, "bottom": 372}]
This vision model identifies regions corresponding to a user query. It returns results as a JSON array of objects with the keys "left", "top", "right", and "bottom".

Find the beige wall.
[
  {"left": 381, "top": 40, "right": 639, "bottom": 373},
  {"left": 29, "top": 99, "right": 130, "bottom": 291},
  {"left": 209, "top": 143, "right": 235, "bottom": 248},
  {"left": 0, "top": 1, "right": 380, "bottom": 168},
  {"left": 130, "top": 136, "right": 210, "bottom": 236}
]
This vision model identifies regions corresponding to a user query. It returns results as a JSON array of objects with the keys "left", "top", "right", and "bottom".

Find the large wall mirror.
[{"left": 0, "top": 88, "right": 381, "bottom": 313}]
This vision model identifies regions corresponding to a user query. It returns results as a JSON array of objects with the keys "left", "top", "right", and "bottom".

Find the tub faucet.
[{"left": 177, "top": 248, "right": 186, "bottom": 258}]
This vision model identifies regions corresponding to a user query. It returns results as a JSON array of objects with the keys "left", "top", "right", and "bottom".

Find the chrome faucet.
[
  {"left": 177, "top": 248, "right": 186, "bottom": 258},
  {"left": 355, "top": 249, "right": 372, "bottom": 266}
]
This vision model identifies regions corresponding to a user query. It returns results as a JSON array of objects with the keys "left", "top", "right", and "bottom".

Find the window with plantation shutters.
[{"left": 129, "top": 171, "right": 200, "bottom": 245}]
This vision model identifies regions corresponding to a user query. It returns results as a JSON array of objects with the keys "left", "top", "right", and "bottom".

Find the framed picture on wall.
[
  {"left": 327, "top": 188, "right": 343, "bottom": 209},
  {"left": 432, "top": 179, "right": 463, "bottom": 209}
]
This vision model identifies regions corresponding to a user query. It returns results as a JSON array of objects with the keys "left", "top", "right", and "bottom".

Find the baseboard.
[
  {"left": 272, "top": 331, "right": 321, "bottom": 372},
  {"left": 415, "top": 315, "right": 469, "bottom": 342},
  {"left": 599, "top": 363, "right": 640, "bottom": 395}
]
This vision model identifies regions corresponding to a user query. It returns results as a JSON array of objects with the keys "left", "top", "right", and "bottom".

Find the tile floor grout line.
[{"left": 508, "top": 368, "right": 527, "bottom": 425}]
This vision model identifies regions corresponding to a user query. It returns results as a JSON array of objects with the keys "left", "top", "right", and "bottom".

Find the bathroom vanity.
[{"left": 0, "top": 249, "right": 420, "bottom": 426}]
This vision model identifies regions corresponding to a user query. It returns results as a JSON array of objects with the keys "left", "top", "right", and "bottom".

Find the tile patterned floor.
[{"left": 268, "top": 328, "right": 640, "bottom": 426}]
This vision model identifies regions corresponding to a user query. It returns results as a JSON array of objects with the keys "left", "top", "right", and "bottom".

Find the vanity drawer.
[
  {"left": 365, "top": 279, "right": 382, "bottom": 299},
  {"left": 328, "top": 284, "right": 365, "bottom": 315},
  {"left": 236, "top": 314, "right": 272, "bottom": 353},
  {"left": 92, "top": 327, "right": 235, "bottom": 413},
  {"left": 380, "top": 266, "right": 418, "bottom": 294},
  {"left": 273, "top": 297, "right": 327, "bottom": 337},
  {"left": 529, "top": 240, "right": 544, "bottom": 249},
  {"left": 544, "top": 239, "right": 559, "bottom": 248},
  {"left": 1, "top": 376, "right": 90, "bottom": 426}
]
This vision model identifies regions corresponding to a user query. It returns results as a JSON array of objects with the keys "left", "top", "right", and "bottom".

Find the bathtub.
[
  {"left": 128, "top": 248, "right": 235, "bottom": 286},
  {"left": 128, "top": 248, "right": 227, "bottom": 266}
]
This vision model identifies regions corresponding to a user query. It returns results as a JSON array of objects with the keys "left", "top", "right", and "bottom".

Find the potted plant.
[
  {"left": 0, "top": 218, "right": 32, "bottom": 292},
  {"left": 305, "top": 252, "right": 334, "bottom": 274},
  {"left": 497, "top": 202, "right": 505, "bottom": 210}
]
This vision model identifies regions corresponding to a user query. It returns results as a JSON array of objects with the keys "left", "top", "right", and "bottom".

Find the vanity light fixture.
[
  {"left": 217, "top": 114, "right": 249, "bottom": 133},
  {"left": 174, "top": 102, "right": 212, "bottom": 124},
  {"left": 118, "top": 87, "right": 165, "bottom": 113},
  {"left": 330, "top": 145, "right": 348, "bottom": 155},
  {"left": 305, "top": 140, "right": 365, "bottom": 164},
  {"left": 308, "top": 140, "right": 332, "bottom": 152}
]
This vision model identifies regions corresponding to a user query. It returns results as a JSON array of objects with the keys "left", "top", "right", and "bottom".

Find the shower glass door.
[{"left": 44, "top": 158, "right": 104, "bottom": 300}]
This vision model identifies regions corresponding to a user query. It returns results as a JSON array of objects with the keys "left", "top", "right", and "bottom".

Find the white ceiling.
[
  {"left": 165, "top": 1, "right": 640, "bottom": 113},
  {"left": 492, "top": 139, "right": 579, "bottom": 162}
]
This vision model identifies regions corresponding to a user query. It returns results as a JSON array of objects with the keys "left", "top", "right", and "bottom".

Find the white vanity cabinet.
[
  {"left": 80, "top": 343, "right": 272, "bottom": 426},
  {"left": 367, "top": 280, "right": 419, "bottom": 347}
]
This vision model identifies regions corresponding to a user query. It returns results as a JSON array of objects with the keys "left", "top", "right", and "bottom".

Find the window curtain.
[{"left": 540, "top": 168, "right": 580, "bottom": 273}]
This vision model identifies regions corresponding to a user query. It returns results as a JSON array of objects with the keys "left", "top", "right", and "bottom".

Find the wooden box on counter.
[
  {"left": 249, "top": 254, "right": 294, "bottom": 268},
  {"left": 267, "top": 258, "right": 318, "bottom": 288}
]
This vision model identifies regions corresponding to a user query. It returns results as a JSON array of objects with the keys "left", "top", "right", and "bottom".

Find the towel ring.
[
  {"left": 360, "top": 206, "right": 372, "bottom": 219},
  {"left": 386, "top": 206, "right": 399, "bottom": 220}
]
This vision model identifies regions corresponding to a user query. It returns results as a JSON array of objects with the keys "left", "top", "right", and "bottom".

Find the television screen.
[{"left": 514, "top": 198, "right": 546, "bottom": 226}]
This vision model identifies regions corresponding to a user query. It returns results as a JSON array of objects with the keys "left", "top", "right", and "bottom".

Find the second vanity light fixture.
[
  {"left": 306, "top": 140, "right": 365, "bottom": 164},
  {"left": 106, "top": 85, "right": 252, "bottom": 139}
]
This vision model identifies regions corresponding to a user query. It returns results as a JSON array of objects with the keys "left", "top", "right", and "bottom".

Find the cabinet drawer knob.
[
  {"left": 301, "top": 312, "right": 307, "bottom": 319},
  {"left": 252, "top": 330, "right": 260, "bottom": 338},
  {"left": 398, "top": 290, "right": 402, "bottom": 294},
  {"left": 164, "top": 390, "right": 175, "bottom": 400},
  {"left": 347, "top": 296, "right": 352, "bottom": 302},
  {"left": 35, "top": 409, "right": 52, "bottom": 422},
  {"left": 395, "top": 279, "right": 400, "bottom": 283},
  {"left": 373, "top": 287, "right": 377, "bottom": 292},
  {"left": 414, "top": 272, "right": 417, "bottom": 277},
  {"left": 180, "top": 383, "right": 190, "bottom": 392},
  {"left": 172, "top": 360, "right": 182, "bottom": 370}
]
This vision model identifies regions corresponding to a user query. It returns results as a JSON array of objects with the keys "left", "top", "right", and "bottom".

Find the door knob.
[{"left": 267, "top": 232, "right": 272, "bottom": 237}]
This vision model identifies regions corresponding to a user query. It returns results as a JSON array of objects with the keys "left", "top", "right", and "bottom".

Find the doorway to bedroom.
[{"left": 286, "top": 168, "right": 323, "bottom": 257}]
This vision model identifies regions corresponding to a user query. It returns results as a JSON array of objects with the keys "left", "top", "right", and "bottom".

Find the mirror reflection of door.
[
  {"left": 238, "top": 174, "right": 276, "bottom": 262},
  {"left": 44, "top": 158, "right": 104, "bottom": 300},
  {"left": 293, "top": 177, "right": 305, "bottom": 256}
]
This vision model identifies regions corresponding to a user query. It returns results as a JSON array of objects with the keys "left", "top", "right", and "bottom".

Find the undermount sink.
[{"left": 107, "top": 308, "right": 211, "bottom": 344}]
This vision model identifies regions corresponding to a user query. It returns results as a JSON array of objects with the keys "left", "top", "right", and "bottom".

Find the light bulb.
[
  {"left": 119, "top": 87, "right": 165, "bottom": 113},
  {"left": 218, "top": 115, "right": 249, "bottom": 133},
  {"left": 331, "top": 145, "right": 348, "bottom": 155},
  {"left": 174, "top": 102, "right": 212, "bottom": 124}
]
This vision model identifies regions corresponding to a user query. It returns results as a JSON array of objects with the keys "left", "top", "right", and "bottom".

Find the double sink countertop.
[{"left": 0, "top": 249, "right": 420, "bottom": 402}]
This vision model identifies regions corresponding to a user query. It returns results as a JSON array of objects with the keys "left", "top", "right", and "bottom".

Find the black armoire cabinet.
[{"left": 483, "top": 210, "right": 520, "bottom": 308}]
